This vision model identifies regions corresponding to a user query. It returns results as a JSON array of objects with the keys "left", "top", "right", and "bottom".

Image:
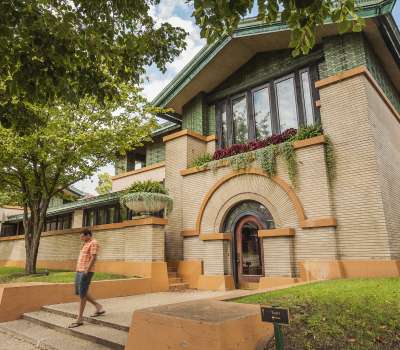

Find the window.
[
  {"left": 300, "top": 70, "right": 314, "bottom": 125},
  {"left": 215, "top": 66, "right": 319, "bottom": 147},
  {"left": 45, "top": 213, "right": 72, "bottom": 232},
  {"left": 83, "top": 204, "right": 123, "bottom": 227},
  {"left": 216, "top": 101, "right": 228, "bottom": 148},
  {"left": 231, "top": 95, "right": 248, "bottom": 144},
  {"left": 275, "top": 75, "right": 298, "bottom": 131},
  {"left": 252, "top": 86, "right": 272, "bottom": 139}
]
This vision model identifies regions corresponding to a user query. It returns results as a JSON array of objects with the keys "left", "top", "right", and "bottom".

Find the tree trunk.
[{"left": 24, "top": 200, "right": 48, "bottom": 274}]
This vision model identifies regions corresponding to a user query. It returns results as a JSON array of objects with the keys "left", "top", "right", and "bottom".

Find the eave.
[{"left": 152, "top": 0, "right": 399, "bottom": 117}]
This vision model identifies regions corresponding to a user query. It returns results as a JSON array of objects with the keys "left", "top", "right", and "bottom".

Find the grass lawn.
[
  {"left": 234, "top": 278, "right": 400, "bottom": 350},
  {"left": 0, "top": 266, "right": 128, "bottom": 284}
]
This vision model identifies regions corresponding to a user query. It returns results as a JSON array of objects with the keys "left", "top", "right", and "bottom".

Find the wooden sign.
[{"left": 260, "top": 306, "right": 290, "bottom": 325}]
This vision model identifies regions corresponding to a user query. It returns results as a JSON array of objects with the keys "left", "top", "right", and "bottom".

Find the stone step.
[
  {"left": 23, "top": 310, "right": 128, "bottom": 350},
  {"left": 0, "top": 319, "right": 111, "bottom": 350},
  {"left": 168, "top": 271, "right": 178, "bottom": 277},
  {"left": 168, "top": 282, "right": 189, "bottom": 291},
  {"left": 168, "top": 277, "right": 182, "bottom": 284},
  {"left": 42, "top": 305, "right": 129, "bottom": 332},
  {"left": 239, "top": 282, "right": 259, "bottom": 290}
]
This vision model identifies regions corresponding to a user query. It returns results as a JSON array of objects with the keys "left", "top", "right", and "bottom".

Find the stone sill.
[
  {"left": 0, "top": 217, "right": 168, "bottom": 242},
  {"left": 180, "top": 135, "right": 326, "bottom": 177},
  {"left": 112, "top": 162, "right": 165, "bottom": 181}
]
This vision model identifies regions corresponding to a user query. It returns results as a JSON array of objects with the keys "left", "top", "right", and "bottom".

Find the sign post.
[{"left": 260, "top": 306, "right": 290, "bottom": 350}]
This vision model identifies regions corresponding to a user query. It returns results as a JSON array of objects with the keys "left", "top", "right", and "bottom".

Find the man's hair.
[{"left": 81, "top": 228, "right": 92, "bottom": 237}]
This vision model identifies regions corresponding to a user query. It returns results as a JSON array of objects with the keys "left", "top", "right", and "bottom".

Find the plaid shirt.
[{"left": 76, "top": 238, "right": 99, "bottom": 272}]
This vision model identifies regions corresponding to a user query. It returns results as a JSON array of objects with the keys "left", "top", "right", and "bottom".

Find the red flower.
[{"left": 213, "top": 128, "right": 297, "bottom": 161}]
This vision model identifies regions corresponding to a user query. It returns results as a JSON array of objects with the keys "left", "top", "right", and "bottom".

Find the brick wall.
[
  {"left": 0, "top": 223, "right": 166, "bottom": 263},
  {"left": 319, "top": 33, "right": 400, "bottom": 113},
  {"left": 319, "top": 74, "right": 392, "bottom": 259},
  {"left": 146, "top": 141, "right": 165, "bottom": 166},
  {"left": 366, "top": 79, "right": 400, "bottom": 259}
]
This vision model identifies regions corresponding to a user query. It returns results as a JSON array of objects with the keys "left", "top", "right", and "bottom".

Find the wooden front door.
[{"left": 235, "top": 215, "right": 264, "bottom": 284}]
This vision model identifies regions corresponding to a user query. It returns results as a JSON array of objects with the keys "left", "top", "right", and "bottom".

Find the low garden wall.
[{"left": 0, "top": 277, "right": 156, "bottom": 322}]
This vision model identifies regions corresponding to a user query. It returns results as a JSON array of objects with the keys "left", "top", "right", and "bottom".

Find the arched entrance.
[{"left": 222, "top": 201, "right": 275, "bottom": 287}]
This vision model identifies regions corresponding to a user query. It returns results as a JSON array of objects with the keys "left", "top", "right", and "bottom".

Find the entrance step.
[
  {"left": 168, "top": 271, "right": 178, "bottom": 278},
  {"left": 168, "top": 277, "right": 182, "bottom": 284},
  {"left": 239, "top": 282, "right": 259, "bottom": 290},
  {"left": 22, "top": 310, "right": 128, "bottom": 350},
  {"left": 0, "top": 319, "right": 111, "bottom": 350},
  {"left": 42, "top": 305, "right": 129, "bottom": 332},
  {"left": 169, "top": 282, "right": 189, "bottom": 291}
]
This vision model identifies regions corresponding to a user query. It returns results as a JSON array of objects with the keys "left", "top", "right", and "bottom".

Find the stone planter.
[{"left": 121, "top": 192, "right": 173, "bottom": 217}]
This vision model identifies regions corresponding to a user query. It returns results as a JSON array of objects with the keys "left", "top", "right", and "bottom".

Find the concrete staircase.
[
  {"left": 0, "top": 307, "right": 128, "bottom": 350},
  {"left": 168, "top": 265, "right": 189, "bottom": 291}
]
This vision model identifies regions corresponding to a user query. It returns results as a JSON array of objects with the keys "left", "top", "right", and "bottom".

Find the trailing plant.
[
  {"left": 120, "top": 192, "right": 173, "bottom": 216},
  {"left": 125, "top": 180, "right": 168, "bottom": 194},
  {"left": 229, "top": 152, "right": 256, "bottom": 171},
  {"left": 324, "top": 136, "right": 336, "bottom": 186},
  {"left": 281, "top": 141, "right": 298, "bottom": 187},
  {"left": 258, "top": 144, "right": 279, "bottom": 177},
  {"left": 191, "top": 153, "right": 213, "bottom": 169},
  {"left": 292, "top": 124, "right": 323, "bottom": 141}
]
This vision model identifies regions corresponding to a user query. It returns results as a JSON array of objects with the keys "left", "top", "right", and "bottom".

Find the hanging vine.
[
  {"left": 280, "top": 141, "right": 298, "bottom": 187},
  {"left": 186, "top": 126, "right": 336, "bottom": 189},
  {"left": 324, "top": 136, "right": 336, "bottom": 186},
  {"left": 258, "top": 144, "right": 279, "bottom": 177}
]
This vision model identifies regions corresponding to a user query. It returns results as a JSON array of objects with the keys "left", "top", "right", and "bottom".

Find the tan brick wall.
[
  {"left": 180, "top": 141, "right": 338, "bottom": 277},
  {"left": 0, "top": 224, "right": 165, "bottom": 263},
  {"left": 112, "top": 166, "right": 165, "bottom": 192},
  {"left": 365, "top": 80, "right": 400, "bottom": 259},
  {"left": 263, "top": 237, "right": 295, "bottom": 277},
  {"left": 164, "top": 134, "right": 207, "bottom": 261},
  {"left": 319, "top": 75, "right": 392, "bottom": 259}
]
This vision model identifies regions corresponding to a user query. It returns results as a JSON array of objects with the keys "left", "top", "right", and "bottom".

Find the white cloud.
[{"left": 74, "top": 164, "right": 115, "bottom": 195}]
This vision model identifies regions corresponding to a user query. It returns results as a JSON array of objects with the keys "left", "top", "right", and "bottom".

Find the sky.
[{"left": 75, "top": 0, "right": 400, "bottom": 195}]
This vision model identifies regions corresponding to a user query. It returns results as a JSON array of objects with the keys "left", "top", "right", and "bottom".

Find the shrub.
[
  {"left": 292, "top": 124, "right": 323, "bottom": 141},
  {"left": 125, "top": 180, "right": 167, "bottom": 194},
  {"left": 191, "top": 153, "right": 213, "bottom": 168}
]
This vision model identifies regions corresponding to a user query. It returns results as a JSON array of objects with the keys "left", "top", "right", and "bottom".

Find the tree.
[
  {"left": 0, "top": 0, "right": 187, "bottom": 128},
  {"left": 192, "top": 0, "right": 364, "bottom": 55},
  {"left": 96, "top": 173, "right": 113, "bottom": 195},
  {"left": 0, "top": 1, "right": 187, "bottom": 274},
  {"left": 0, "top": 88, "right": 159, "bottom": 274}
]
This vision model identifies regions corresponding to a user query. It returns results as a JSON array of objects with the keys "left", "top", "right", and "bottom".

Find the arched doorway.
[{"left": 222, "top": 201, "right": 275, "bottom": 287}]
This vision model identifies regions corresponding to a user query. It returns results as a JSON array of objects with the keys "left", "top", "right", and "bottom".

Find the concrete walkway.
[{"left": 45, "top": 290, "right": 237, "bottom": 328}]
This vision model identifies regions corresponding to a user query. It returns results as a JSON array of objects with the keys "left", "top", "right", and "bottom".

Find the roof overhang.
[{"left": 152, "top": 0, "right": 399, "bottom": 116}]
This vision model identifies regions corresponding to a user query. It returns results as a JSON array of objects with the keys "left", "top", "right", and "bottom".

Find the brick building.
[{"left": 1, "top": 1, "right": 399, "bottom": 290}]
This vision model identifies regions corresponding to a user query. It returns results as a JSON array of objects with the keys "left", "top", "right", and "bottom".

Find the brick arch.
[{"left": 195, "top": 169, "right": 307, "bottom": 233}]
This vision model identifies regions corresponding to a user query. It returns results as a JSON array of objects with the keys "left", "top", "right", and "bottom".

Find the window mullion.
[
  {"left": 270, "top": 82, "right": 279, "bottom": 134},
  {"left": 246, "top": 90, "right": 255, "bottom": 141},
  {"left": 295, "top": 71, "right": 306, "bottom": 127},
  {"left": 226, "top": 97, "right": 233, "bottom": 146}
]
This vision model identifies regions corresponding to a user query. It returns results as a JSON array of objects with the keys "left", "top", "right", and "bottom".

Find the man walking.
[{"left": 69, "top": 228, "right": 105, "bottom": 328}]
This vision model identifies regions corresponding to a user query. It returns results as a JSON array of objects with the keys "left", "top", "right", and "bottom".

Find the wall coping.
[
  {"left": 258, "top": 228, "right": 295, "bottom": 237},
  {"left": 0, "top": 217, "right": 168, "bottom": 242},
  {"left": 181, "top": 229, "right": 199, "bottom": 237},
  {"left": 111, "top": 162, "right": 165, "bottom": 181},
  {"left": 163, "top": 129, "right": 216, "bottom": 143},
  {"left": 300, "top": 217, "right": 337, "bottom": 229},
  {"left": 315, "top": 65, "right": 400, "bottom": 123},
  {"left": 199, "top": 233, "right": 232, "bottom": 241},
  {"left": 180, "top": 135, "right": 326, "bottom": 177}
]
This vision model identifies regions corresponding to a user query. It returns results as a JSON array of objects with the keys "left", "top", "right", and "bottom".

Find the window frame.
[{"left": 214, "top": 65, "right": 319, "bottom": 148}]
